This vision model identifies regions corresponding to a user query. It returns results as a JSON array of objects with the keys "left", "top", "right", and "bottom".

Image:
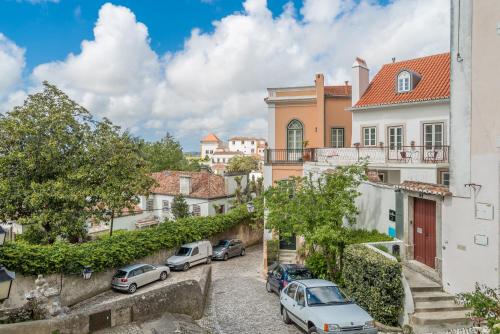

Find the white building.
[
  {"left": 441, "top": 0, "right": 500, "bottom": 294},
  {"left": 200, "top": 133, "right": 223, "bottom": 160},
  {"left": 228, "top": 136, "right": 266, "bottom": 158},
  {"left": 138, "top": 170, "right": 247, "bottom": 221}
]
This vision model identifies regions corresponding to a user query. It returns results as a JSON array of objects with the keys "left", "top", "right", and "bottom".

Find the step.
[
  {"left": 410, "top": 285, "right": 443, "bottom": 293},
  {"left": 279, "top": 250, "right": 297, "bottom": 255},
  {"left": 414, "top": 300, "right": 466, "bottom": 313},
  {"left": 412, "top": 310, "right": 471, "bottom": 333},
  {"left": 413, "top": 291, "right": 456, "bottom": 302},
  {"left": 404, "top": 260, "right": 441, "bottom": 285}
]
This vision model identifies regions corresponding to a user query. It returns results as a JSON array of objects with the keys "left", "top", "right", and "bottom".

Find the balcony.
[{"left": 265, "top": 146, "right": 449, "bottom": 165}]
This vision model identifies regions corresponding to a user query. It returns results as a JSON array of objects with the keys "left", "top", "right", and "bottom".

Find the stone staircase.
[
  {"left": 403, "top": 265, "right": 471, "bottom": 333},
  {"left": 278, "top": 249, "right": 297, "bottom": 264}
]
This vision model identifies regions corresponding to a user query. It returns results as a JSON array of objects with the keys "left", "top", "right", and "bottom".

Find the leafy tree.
[
  {"left": 171, "top": 194, "right": 190, "bottom": 220},
  {"left": 0, "top": 82, "right": 154, "bottom": 244},
  {"left": 141, "top": 133, "right": 200, "bottom": 172},
  {"left": 264, "top": 163, "right": 367, "bottom": 279},
  {"left": 227, "top": 155, "right": 259, "bottom": 174}
]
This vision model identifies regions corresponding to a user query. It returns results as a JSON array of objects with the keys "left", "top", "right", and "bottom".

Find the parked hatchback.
[
  {"left": 266, "top": 263, "right": 313, "bottom": 294},
  {"left": 212, "top": 239, "right": 245, "bottom": 260},
  {"left": 280, "top": 279, "right": 377, "bottom": 334},
  {"left": 111, "top": 263, "right": 170, "bottom": 294}
]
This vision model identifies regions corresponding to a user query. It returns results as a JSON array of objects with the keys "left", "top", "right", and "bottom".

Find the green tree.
[
  {"left": 227, "top": 155, "right": 259, "bottom": 174},
  {"left": 264, "top": 163, "right": 367, "bottom": 279},
  {"left": 171, "top": 194, "right": 190, "bottom": 220},
  {"left": 141, "top": 133, "right": 199, "bottom": 172},
  {"left": 0, "top": 82, "right": 154, "bottom": 244}
]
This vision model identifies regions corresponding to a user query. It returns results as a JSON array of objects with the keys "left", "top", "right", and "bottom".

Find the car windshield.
[
  {"left": 306, "top": 286, "right": 349, "bottom": 306},
  {"left": 176, "top": 247, "right": 191, "bottom": 256},
  {"left": 287, "top": 268, "right": 313, "bottom": 280},
  {"left": 216, "top": 240, "right": 229, "bottom": 247},
  {"left": 113, "top": 270, "right": 127, "bottom": 278}
]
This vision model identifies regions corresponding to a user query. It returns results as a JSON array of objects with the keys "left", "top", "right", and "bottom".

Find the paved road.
[{"left": 197, "top": 245, "right": 302, "bottom": 334}]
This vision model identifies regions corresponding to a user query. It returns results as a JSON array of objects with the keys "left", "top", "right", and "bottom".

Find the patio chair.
[{"left": 425, "top": 150, "right": 438, "bottom": 163}]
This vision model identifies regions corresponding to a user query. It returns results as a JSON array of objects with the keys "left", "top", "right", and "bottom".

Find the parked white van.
[{"left": 166, "top": 240, "right": 213, "bottom": 271}]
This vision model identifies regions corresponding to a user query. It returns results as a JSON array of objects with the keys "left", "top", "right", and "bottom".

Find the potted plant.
[
  {"left": 410, "top": 140, "right": 416, "bottom": 148},
  {"left": 302, "top": 140, "right": 311, "bottom": 161},
  {"left": 379, "top": 141, "right": 384, "bottom": 148},
  {"left": 353, "top": 142, "right": 360, "bottom": 148}
]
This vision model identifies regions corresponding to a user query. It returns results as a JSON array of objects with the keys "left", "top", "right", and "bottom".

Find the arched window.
[
  {"left": 287, "top": 119, "right": 303, "bottom": 151},
  {"left": 397, "top": 71, "right": 411, "bottom": 92}
]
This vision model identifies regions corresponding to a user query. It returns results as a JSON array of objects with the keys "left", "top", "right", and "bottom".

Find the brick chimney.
[
  {"left": 352, "top": 57, "right": 369, "bottom": 106},
  {"left": 179, "top": 175, "right": 192, "bottom": 195}
]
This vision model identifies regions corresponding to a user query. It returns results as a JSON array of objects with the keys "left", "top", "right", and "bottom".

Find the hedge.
[
  {"left": 342, "top": 244, "right": 404, "bottom": 326},
  {"left": 266, "top": 239, "right": 279, "bottom": 265},
  {"left": 0, "top": 205, "right": 254, "bottom": 276}
]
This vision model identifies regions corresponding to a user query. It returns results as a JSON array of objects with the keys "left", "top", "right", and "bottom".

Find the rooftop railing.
[{"left": 265, "top": 145, "right": 449, "bottom": 165}]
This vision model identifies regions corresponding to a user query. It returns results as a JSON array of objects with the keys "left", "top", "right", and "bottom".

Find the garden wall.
[
  {"left": 2, "top": 220, "right": 261, "bottom": 310},
  {"left": 0, "top": 266, "right": 212, "bottom": 334}
]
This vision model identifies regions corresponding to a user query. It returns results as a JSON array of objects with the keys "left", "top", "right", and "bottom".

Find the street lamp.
[
  {"left": 82, "top": 266, "right": 93, "bottom": 280},
  {"left": 0, "top": 226, "right": 6, "bottom": 246},
  {"left": 0, "top": 266, "right": 15, "bottom": 302},
  {"left": 246, "top": 202, "right": 255, "bottom": 213}
]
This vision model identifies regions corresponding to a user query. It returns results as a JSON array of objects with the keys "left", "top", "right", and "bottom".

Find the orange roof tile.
[
  {"left": 150, "top": 171, "right": 229, "bottom": 199},
  {"left": 354, "top": 53, "right": 450, "bottom": 108},
  {"left": 395, "top": 181, "right": 451, "bottom": 196},
  {"left": 201, "top": 133, "right": 221, "bottom": 143},
  {"left": 325, "top": 85, "right": 352, "bottom": 97}
]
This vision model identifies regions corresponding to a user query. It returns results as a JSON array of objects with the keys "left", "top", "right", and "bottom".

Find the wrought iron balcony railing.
[{"left": 265, "top": 146, "right": 449, "bottom": 165}]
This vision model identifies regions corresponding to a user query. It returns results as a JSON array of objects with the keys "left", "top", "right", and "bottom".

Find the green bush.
[
  {"left": 305, "top": 252, "right": 328, "bottom": 279},
  {"left": 342, "top": 244, "right": 404, "bottom": 326},
  {"left": 344, "top": 229, "right": 393, "bottom": 244},
  {"left": 266, "top": 239, "right": 279, "bottom": 265},
  {"left": 0, "top": 205, "right": 254, "bottom": 276}
]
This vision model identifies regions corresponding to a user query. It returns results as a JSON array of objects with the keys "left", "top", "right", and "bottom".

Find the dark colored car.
[
  {"left": 212, "top": 239, "right": 245, "bottom": 260},
  {"left": 266, "top": 263, "right": 313, "bottom": 294}
]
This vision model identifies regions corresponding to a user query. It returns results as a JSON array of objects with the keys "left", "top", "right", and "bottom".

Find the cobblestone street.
[{"left": 196, "top": 244, "right": 302, "bottom": 334}]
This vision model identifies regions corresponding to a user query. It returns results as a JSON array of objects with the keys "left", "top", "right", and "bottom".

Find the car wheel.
[
  {"left": 223, "top": 253, "right": 228, "bottom": 261},
  {"left": 183, "top": 263, "right": 190, "bottom": 271},
  {"left": 266, "top": 281, "right": 272, "bottom": 293},
  {"left": 308, "top": 327, "right": 319, "bottom": 334},
  {"left": 281, "top": 306, "right": 292, "bottom": 324},
  {"left": 128, "top": 283, "right": 137, "bottom": 294},
  {"left": 206, "top": 256, "right": 212, "bottom": 264},
  {"left": 240, "top": 248, "right": 245, "bottom": 256},
  {"left": 159, "top": 271, "right": 168, "bottom": 281}
]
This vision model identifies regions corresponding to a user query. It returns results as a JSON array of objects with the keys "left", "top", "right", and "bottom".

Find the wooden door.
[{"left": 413, "top": 198, "right": 437, "bottom": 268}]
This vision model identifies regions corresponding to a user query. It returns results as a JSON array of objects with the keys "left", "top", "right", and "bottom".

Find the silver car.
[
  {"left": 280, "top": 279, "right": 377, "bottom": 334},
  {"left": 111, "top": 263, "right": 170, "bottom": 294}
]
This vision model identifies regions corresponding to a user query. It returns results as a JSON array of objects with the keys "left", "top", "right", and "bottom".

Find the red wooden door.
[{"left": 413, "top": 198, "right": 436, "bottom": 268}]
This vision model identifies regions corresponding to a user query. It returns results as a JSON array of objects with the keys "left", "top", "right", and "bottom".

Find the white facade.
[
  {"left": 228, "top": 138, "right": 266, "bottom": 156},
  {"left": 201, "top": 141, "right": 220, "bottom": 160},
  {"left": 441, "top": 0, "right": 500, "bottom": 294},
  {"left": 211, "top": 151, "right": 241, "bottom": 165}
]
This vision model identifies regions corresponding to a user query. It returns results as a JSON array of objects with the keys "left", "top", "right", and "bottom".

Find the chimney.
[
  {"left": 351, "top": 57, "right": 369, "bottom": 107},
  {"left": 179, "top": 175, "right": 192, "bottom": 196}
]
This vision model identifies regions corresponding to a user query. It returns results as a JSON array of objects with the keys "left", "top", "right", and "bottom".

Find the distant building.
[
  {"left": 228, "top": 136, "right": 267, "bottom": 158},
  {"left": 200, "top": 133, "right": 223, "bottom": 160}
]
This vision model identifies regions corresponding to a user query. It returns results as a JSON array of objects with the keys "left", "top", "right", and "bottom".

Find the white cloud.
[
  {"left": 0, "top": 33, "right": 26, "bottom": 113},
  {"left": 19, "top": 0, "right": 449, "bottom": 150},
  {"left": 17, "top": 0, "right": 60, "bottom": 4}
]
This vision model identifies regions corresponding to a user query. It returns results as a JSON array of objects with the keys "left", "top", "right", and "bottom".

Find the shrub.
[
  {"left": 456, "top": 283, "right": 500, "bottom": 329},
  {"left": 344, "top": 229, "right": 393, "bottom": 244},
  {"left": 266, "top": 239, "right": 279, "bottom": 265},
  {"left": 305, "top": 252, "right": 328, "bottom": 279},
  {"left": 0, "top": 205, "right": 254, "bottom": 276},
  {"left": 342, "top": 244, "right": 404, "bottom": 326}
]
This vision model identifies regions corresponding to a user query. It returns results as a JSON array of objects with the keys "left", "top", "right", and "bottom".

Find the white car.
[
  {"left": 166, "top": 240, "right": 213, "bottom": 271},
  {"left": 280, "top": 279, "right": 377, "bottom": 334}
]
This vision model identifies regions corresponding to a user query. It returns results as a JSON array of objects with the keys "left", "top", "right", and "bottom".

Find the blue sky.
[{"left": 0, "top": 0, "right": 448, "bottom": 151}]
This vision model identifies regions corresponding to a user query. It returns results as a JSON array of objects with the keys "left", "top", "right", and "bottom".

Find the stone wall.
[
  {"left": 0, "top": 266, "right": 212, "bottom": 334},
  {"left": 2, "top": 221, "right": 261, "bottom": 310}
]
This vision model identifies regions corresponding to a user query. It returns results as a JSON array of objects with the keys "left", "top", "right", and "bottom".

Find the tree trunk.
[{"left": 109, "top": 210, "right": 115, "bottom": 237}]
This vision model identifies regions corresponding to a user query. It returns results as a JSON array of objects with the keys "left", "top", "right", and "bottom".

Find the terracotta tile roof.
[
  {"left": 324, "top": 85, "right": 352, "bottom": 97},
  {"left": 150, "top": 171, "right": 229, "bottom": 199},
  {"left": 354, "top": 53, "right": 450, "bottom": 109},
  {"left": 395, "top": 181, "right": 452, "bottom": 196},
  {"left": 201, "top": 133, "right": 221, "bottom": 143},
  {"left": 120, "top": 204, "right": 143, "bottom": 216},
  {"left": 229, "top": 136, "right": 266, "bottom": 141}
]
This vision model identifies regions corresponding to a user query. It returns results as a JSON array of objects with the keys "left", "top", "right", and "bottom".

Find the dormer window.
[{"left": 397, "top": 71, "right": 411, "bottom": 92}]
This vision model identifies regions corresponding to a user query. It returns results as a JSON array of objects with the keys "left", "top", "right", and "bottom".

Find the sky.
[{"left": 0, "top": 0, "right": 450, "bottom": 151}]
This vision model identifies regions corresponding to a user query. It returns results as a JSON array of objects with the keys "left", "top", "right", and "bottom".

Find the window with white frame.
[
  {"left": 388, "top": 126, "right": 403, "bottom": 150},
  {"left": 363, "top": 127, "right": 377, "bottom": 146},
  {"left": 192, "top": 204, "right": 201, "bottom": 216},
  {"left": 397, "top": 71, "right": 411, "bottom": 93},
  {"left": 162, "top": 200, "right": 170, "bottom": 212},
  {"left": 423, "top": 122, "right": 444, "bottom": 149},
  {"left": 146, "top": 198, "right": 154, "bottom": 212},
  {"left": 330, "top": 128, "right": 344, "bottom": 148}
]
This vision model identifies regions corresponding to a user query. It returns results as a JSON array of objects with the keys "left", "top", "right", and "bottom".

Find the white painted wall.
[
  {"left": 355, "top": 182, "right": 396, "bottom": 236},
  {"left": 351, "top": 102, "right": 450, "bottom": 148},
  {"left": 201, "top": 142, "right": 219, "bottom": 159},
  {"left": 400, "top": 167, "right": 438, "bottom": 184},
  {"left": 228, "top": 139, "right": 265, "bottom": 155}
]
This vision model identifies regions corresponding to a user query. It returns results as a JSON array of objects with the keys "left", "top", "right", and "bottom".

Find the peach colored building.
[{"left": 263, "top": 74, "right": 352, "bottom": 186}]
